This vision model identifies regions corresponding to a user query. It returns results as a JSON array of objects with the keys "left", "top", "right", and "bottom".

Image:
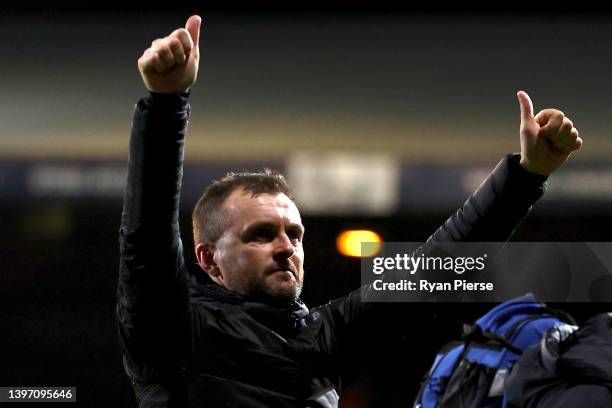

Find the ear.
[{"left": 195, "top": 242, "right": 223, "bottom": 284}]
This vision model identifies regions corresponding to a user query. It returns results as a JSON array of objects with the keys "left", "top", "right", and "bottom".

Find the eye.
[
  {"left": 244, "top": 226, "right": 276, "bottom": 243},
  {"left": 254, "top": 228, "right": 276, "bottom": 242},
  {"left": 287, "top": 228, "right": 303, "bottom": 245}
]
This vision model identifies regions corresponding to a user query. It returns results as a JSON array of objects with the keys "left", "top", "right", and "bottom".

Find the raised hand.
[
  {"left": 517, "top": 91, "right": 582, "bottom": 176},
  {"left": 138, "top": 15, "right": 201, "bottom": 94}
]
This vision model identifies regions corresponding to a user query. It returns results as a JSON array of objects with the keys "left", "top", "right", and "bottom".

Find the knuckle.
[
  {"left": 150, "top": 43, "right": 161, "bottom": 54},
  {"left": 168, "top": 39, "right": 182, "bottom": 52},
  {"left": 138, "top": 52, "right": 154, "bottom": 67},
  {"left": 152, "top": 53, "right": 163, "bottom": 65},
  {"left": 172, "top": 28, "right": 188, "bottom": 41},
  {"left": 158, "top": 45, "right": 172, "bottom": 57},
  {"left": 155, "top": 38, "right": 170, "bottom": 49},
  {"left": 151, "top": 56, "right": 162, "bottom": 69},
  {"left": 178, "top": 30, "right": 193, "bottom": 48}
]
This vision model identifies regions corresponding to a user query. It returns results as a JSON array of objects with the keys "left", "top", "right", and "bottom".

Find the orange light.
[{"left": 336, "top": 230, "right": 382, "bottom": 257}]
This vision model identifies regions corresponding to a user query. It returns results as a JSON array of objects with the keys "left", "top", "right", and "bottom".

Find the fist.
[
  {"left": 138, "top": 15, "right": 201, "bottom": 94},
  {"left": 517, "top": 91, "right": 582, "bottom": 176}
]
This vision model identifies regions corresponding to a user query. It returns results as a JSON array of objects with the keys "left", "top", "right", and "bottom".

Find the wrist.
[
  {"left": 506, "top": 154, "right": 548, "bottom": 197},
  {"left": 519, "top": 156, "right": 551, "bottom": 177},
  {"left": 144, "top": 91, "right": 191, "bottom": 112}
]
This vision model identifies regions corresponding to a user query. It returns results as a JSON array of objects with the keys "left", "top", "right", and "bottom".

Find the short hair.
[{"left": 192, "top": 169, "right": 293, "bottom": 245}]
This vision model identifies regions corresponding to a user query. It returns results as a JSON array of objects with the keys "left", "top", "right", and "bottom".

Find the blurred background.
[{"left": 1, "top": 2, "right": 611, "bottom": 407}]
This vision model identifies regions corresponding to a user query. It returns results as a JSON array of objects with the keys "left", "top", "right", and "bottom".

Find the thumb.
[
  {"left": 186, "top": 15, "right": 201, "bottom": 51},
  {"left": 517, "top": 90, "right": 534, "bottom": 123}
]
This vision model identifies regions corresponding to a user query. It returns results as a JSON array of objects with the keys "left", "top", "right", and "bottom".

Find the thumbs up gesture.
[
  {"left": 138, "top": 15, "right": 202, "bottom": 94},
  {"left": 517, "top": 91, "right": 582, "bottom": 176}
]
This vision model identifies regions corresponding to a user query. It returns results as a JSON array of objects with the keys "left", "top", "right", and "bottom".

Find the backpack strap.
[
  {"left": 540, "top": 307, "right": 577, "bottom": 326},
  {"left": 462, "top": 323, "right": 523, "bottom": 356}
]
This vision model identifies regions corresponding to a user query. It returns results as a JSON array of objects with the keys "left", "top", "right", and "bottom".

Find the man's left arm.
[
  {"left": 429, "top": 91, "right": 582, "bottom": 243},
  {"left": 317, "top": 91, "right": 583, "bottom": 365}
]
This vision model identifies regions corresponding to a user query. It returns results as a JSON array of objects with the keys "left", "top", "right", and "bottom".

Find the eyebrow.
[
  {"left": 286, "top": 223, "right": 306, "bottom": 237},
  {"left": 242, "top": 221, "right": 305, "bottom": 238}
]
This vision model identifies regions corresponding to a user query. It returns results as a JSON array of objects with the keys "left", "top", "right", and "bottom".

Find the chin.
[
  {"left": 268, "top": 283, "right": 301, "bottom": 301},
  {"left": 245, "top": 274, "right": 303, "bottom": 303},
  {"left": 252, "top": 282, "right": 302, "bottom": 303}
]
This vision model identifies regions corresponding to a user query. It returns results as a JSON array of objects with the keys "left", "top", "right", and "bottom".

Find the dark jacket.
[
  {"left": 506, "top": 313, "right": 612, "bottom": 408},
  {"left": 117, "top": 93, "right": 548, "bottom": 407}
]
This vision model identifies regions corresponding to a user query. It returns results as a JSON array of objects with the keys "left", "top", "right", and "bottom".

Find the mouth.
[{"left": 268, "top": 266, "right": 296, "bottom": 278}]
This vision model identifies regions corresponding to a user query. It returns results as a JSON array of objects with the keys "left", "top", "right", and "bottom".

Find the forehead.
[{"left": 221, "top": 189, "right": 302, "bottom": 229}]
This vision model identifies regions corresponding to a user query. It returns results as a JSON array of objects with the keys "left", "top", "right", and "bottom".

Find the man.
[{"left": 117, "top": 15, "right": 582, "bottom": 407}]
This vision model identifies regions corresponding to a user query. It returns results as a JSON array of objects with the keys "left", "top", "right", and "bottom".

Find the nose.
[{"left": 273, "top": 233, "right": 295, "bottom": 260}]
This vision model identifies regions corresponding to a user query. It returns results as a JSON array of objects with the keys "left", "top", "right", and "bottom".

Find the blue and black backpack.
[{"left": 413, "top": 293, "right": 576, "bottom": 408}]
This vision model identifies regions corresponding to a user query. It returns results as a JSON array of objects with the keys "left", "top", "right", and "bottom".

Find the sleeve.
[
  {"left": 116, "top": 92, "right": 192, "bottom": 386},
  {"left": 315, "top": 153, "right": 548, "bottom": 375},
  {"left": 428, "top": 153, "right": 547, "bottom": 243}
]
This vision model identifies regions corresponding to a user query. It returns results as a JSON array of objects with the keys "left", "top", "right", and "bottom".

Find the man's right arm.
[
  {"left": 117, "top": 92, "right": 191, "bottom": 382},
  {"left": 116, "top": 15, "right": 201, "bottom": 389}
]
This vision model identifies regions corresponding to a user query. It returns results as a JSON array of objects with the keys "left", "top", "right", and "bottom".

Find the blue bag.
[{"left": 413, "top": 293, "right": 575, "bottom": 408}]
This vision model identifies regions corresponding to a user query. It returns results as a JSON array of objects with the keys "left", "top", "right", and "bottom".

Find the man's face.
[{"left": 211, "top": 189, "right": 305, "bottom": 302}]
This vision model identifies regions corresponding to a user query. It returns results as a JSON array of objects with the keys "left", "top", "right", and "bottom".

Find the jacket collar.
[{"left": 188, "top": 265, "right": 310, "bottom": 333}]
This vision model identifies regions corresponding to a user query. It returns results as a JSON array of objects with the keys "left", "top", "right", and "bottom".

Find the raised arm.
[
  {"left": 429, "top": 91, "right": 582, "bottom": 243},
  {"left": 116, "top": 15, "right": 202, "bottom": 393},
  {"left": 318, "top": 92, "right": 583, "bottom": 371}
]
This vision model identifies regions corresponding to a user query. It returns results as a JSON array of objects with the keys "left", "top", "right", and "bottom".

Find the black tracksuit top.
[{"left": 117, "top": 92, "right": 547, "bottom": 407}]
